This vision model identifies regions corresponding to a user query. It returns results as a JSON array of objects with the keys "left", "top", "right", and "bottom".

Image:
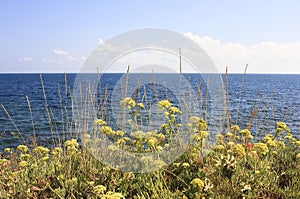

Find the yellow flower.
[
  {"left": 19, "top": 160, "right": 28, "bottom": 167},
  {"left": 64, "top": 139, "right": 79, "bottom": 148},
  {"left": 277, "top": 141, "right": 285, "bottom": 148},
  {"left": 101, "top": 126, "right": 114, "bottom": 135},
  {"left": 17, "top": 145, "right": 29, "bottom": 153},
  {"left": 254, "top": 143, "right": 269, "bottom": 155},
  {"left": 173, "top": 162, "right": 180, "bottom": 167},
  {"left": 88, "top": 181, "right": 95, "bottom": 186},
  {"left": 276, "top": 122, "right": 288, "bottom": 131},
  {"left": 116, "top": 138, "right": 126, "bottom": 145},
  {"left": 20, "top": 154, "right": 31, "bottom": 160},
  {"left": 137, "top": 103, "right": 144, "bottom": 108},
  {"left": 147, "top": 137, "right": 158, "bottom": 147},
  {"left": 120, "top": 97, "right": 136, "bottom": 109},
  {"left": 41, "top": 156, "right": 49, "bottom": 161},
  {"left": 200, "top": 131, "right": 209, "bottom": 139},
  {"left": 115, "top": 130, "right": 125, "bottom": 137},
  {"left": 284, "top": 133, "right": 293, "bottom": 140},
  {"left": 188, "top": 116, "right": 208, "bottom": 131},
  {"left": 190, "top": 178, "right": 204, "bottom": 189},
  {"left": 108, "top": 144, "right": 118, "bottom": 151},
  {"left": 64, "top": 139, "right": 79, "bottom": 155},
  {"left": 156, "top": 146, "right": 163, "bottom": 151},
  {"left": 227, "top": 142, "right": 235, "bottom": 148},
  {"left": 156, "top": 133, "right": 165, "bottom": 140},
  {"left": 225, "top": 132, "right": 233, "bottom": 137},
  {"left": 215, "top": 145, "right": 225, "bottom": 150},
  {"left": 294, "top": 141, "right": 300, "bottom": 147},
  {"left": 296, "top": 153, "right": 300, "bottom": 160},
  {"left": 168, "top": 107, "right": 182, "bottom": 114},
  {"left": 233, "top": 144, "right": 245, "bottom": 156},
  {"left": 240, "top": 129, "right": 251, "bottom": 138},
  {"left": 158, "top": 100, "right": 172, "bottom": 109},
  {"left": 103, "top": 191, "right": 125, "bottom": 199},
  {"left": 266, "top": 140, "right": 277, "bottom": 147},
  {"left": 33, "top": 146, "right": 50, "bottom": 154},
  {"left": 93, "top": 185, "right": 106, "bottom": 195},
  {"left": 230, "top": 125, "right": 240, "bottom": 131},
  {"left": 94, "top": 119, "right": 106, "bottom": 126},
  {"left": 182, "top": 162, "right": 190, "bottom": 168},
  {"left": 51, "top": 147, "right": 63, "bottom": 155},
  {"left": 216, "top": 134, "right": 224, "bottom": 140},
  {"left": 163, "top": 111, "right": 169, "bottom": 117},
  {"left": 4, "top": 148, "right": 11, "bottom": 152},
  {"left": 0, "top": 159, "right": 9, "bottom": 165}
]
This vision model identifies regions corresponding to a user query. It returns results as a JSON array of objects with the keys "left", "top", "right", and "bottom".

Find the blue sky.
[{"left": 1, "top": 0, "right": 300, "bottom": 73}]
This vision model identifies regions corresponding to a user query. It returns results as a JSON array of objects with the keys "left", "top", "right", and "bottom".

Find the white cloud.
[
  {"left": 98, "top": 38, "right": 104, "bottom": 46},
  {"left": 19, "top": 57, "right": 32, "bottom": 62},
  {"left": 53, "top": 48, "right": 77, "bottom": 61},
  {"left": 53, "top": 49, "right": 69, "bottom": 56},
  {"left": 183, "top": 32, "right": 300, "bottom": 73}
]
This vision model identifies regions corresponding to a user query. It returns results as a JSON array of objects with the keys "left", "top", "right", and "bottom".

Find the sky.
[{"left": 1, "top": 0, "right": 300, "bottom": 73}]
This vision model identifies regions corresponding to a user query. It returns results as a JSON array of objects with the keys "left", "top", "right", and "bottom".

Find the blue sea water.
[{"left": 0, "top": 73, "right": 299, "bottom": 150}]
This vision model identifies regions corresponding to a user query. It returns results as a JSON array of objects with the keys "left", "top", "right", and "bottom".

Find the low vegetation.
[{"left": 1, "top": 97, "right": 300, "bottom": 198}]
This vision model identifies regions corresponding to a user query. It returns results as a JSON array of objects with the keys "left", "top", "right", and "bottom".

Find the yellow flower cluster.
[
  {"left": 294, "top": 141, "right": 300, "bottom": 147},
  {"left": 158, "top": 100, "right": 172, "bottom": 109},
  {"left": 146, "top": 137, "right": 158, "bottom": 147},
  {"left": 51, "top": 147, "right": 63, "bottom": 156},
  {"left": 101, "top": 126, "right": 114, "bottom": 136},
  {"left": 262, "top": 134, "right": 274, "bottom": 142},
  {"left": 240, "top": 129, "right": 253, "bottom": 139},
  {"left": 155, "top": 133, "right": 165, "bottom": 140},
  {"left": 225, "top": 132, "right": 233, "bottom": 137},
  {"left": 101, "top": 191, "right": 124, "bottom": 199},
  {"left": 0, "top": 158, "right": 9, "bottom": 165},
  {"left": 93, "top": 185, "right": 106, "bottom": 195},
  {"left": 33, "top": 146, "right": 50, "bottom": 155},
  {"left": 230, "top": 125, "right": 240, "bottom": 132},
  {"left": 120, "top": 97, "right": 136, "bottom": 109},
  {"left": 233, "top": 144, "right": 245, "bottom": 156},
  {"left": 115, "top": 130, "right": 125, "bottom": 137},
  {"left": 64, "top": 139, "right": 79, "bottom": 155},
  {"left": 214, "top": 145, "right": 225, "bottom": 151},
  {"left": 168, "top": 107, "right": 182, "bottom": 114},
  {"left": 190, "top": 178, "right": 204, "bottom": 189},
  {"left": 266, "top": 140, "right": 277, "bottom": 147},
  {"left": 17, "top": 145, "right": 29, "bottom": 153},
  {"left": 275, "top": 122, "right": 290, "bottom": 136},
  {"left": 284, "top": 133, "right": 293, "bottom": 140},
  {"left": 276, "top": 122, "right": 289, "bottom": 132},
  {"left": 19, "top": 160, "right": 28, "bottom": 167},
  {"left": 94, "top": 119, "right": 106, "bottom": 126},
  {"left": 182, "top": 162, "right": 190, "bottom": 168},
  {"left": 20, "top": 154, "right": 31, "bottom": 160},
  {"left": 189, "top": 116, "right": 208, "bottom": 131},
  {"left": 137, "top": 103, "right": 144, "bottom": 108},
  {"left": 254, "top": 143, "right": 269, "bottom": 155}
]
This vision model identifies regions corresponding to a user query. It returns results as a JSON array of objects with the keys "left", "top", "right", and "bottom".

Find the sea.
[{"left": 0, "top": 73, "right": 299, "bottom": 150}]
